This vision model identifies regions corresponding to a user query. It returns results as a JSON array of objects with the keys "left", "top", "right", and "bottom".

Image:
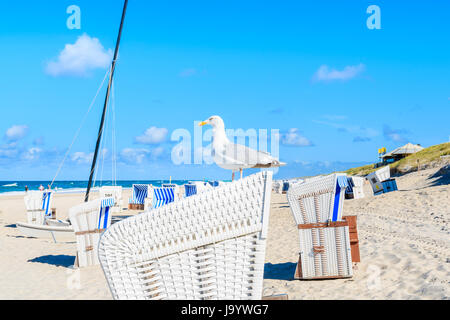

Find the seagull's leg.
[
  {"left": 240, "top": 168, "right": 243, "bottom": 180},
  {"left": 232, "top": 171, "right": 235, "bottom": 182}
]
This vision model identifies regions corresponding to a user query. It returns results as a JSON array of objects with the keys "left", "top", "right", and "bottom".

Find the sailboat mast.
[{"left": 85, "top": 0, "right": 129, "bottom": 202}]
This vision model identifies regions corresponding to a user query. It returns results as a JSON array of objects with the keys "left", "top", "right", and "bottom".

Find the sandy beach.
[{"left": 0, "top": 166, "right": 449, "bottom": 300}]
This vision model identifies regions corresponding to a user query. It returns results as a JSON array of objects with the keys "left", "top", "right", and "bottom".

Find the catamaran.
[{"left": 16, "top": 1, "right": 129, "bottom": 242}]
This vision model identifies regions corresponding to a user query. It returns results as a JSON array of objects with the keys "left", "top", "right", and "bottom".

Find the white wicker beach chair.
[
  {"left": 345, "top": 176, "right": 365, "bottom": 199},
  {"left": 287, "top": 173, "right": 353, "bottom": 279},
  {"left": 100, "top": 186, "right": 123, "bottom": 213},
  {"left": 98, "top": 171, "right": 273, "bottom": 300},
  {"left": 24, "top": 191, "right": 53, "bottom": 225},
  {"left": 367, "top": 166, "right": 390, "bottom": 195},
  {"left": 69, "top": 197, "right": 115, "bottom": 268}
]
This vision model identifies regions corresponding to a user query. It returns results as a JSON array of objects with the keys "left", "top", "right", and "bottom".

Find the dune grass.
[{"left": 342, "top": 142, "right": 450, "bottom": 176}]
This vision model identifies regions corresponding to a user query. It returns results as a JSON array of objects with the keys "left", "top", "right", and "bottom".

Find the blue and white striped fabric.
[
  {"left": 129, "top": 184, "right": 149, "bottom": 205},
  {"left": 184, "top": 184, "right": 197, "bottom": 197},
  {"left": 98, "top": 197, "right": 115, "bottom": 230},
  {"left": 42, "top": 191, "right": 52, "bottom": 217},
  {"left": 153, "top": 187, "right": 175, "bottom": 208},
  {"left": 331, "top": 176, "right": 349, "bottom": 222}
]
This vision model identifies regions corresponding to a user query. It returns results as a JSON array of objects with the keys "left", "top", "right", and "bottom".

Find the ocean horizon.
[{"left": 0, "top": 180, "right": 207, "bottom": 195}]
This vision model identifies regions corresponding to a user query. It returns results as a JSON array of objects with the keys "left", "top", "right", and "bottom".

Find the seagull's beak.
[{"left": 199, "top": 121, "right": 208, "bottom": 127}]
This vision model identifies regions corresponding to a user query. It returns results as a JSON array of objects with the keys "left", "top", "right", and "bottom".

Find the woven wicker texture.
[
  {"left": 287, "top": 174, "right": 353, "bottom": 279},
  {"left": 98, "top": 171, "right": 272, "bottom": 300},
  {"left": 69, "top": 198, "right": 114, "bottom": 268},
  {"left": 287, "top": 174, "right": 340, "bottom": 224},
  {"left": 24, "top": 191, "right": 52, "bottom": 225}
]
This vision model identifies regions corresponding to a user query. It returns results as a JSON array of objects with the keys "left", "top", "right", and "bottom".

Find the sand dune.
[{"left": 0, "top": 167, "right": 448, "bottom": 299}]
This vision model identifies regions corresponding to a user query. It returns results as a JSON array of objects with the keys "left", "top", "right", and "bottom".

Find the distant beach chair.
[
  {"left": 207, "top": 180, "right": 219, "bottom": 187},
  {"left": 162, "top": 184, "right": 180, "bottom": 200},
  {"left": 367, "top": 166, "right": 393, "bottom": 195},
  {"left": 98, "top": 171, "right": 273, "bottom": 300},
  {"left": 184, "top": 183, "right": 197, "bottom": 197},
  {"left": 345, "top": 176, "right": 365, "bottom": 199},
  {"left": 381, "top": 178, "right": 398, "bottom": 193},
  {"left": 282, "top": 181, "right": 290, "bottom": 194},
  {"left": 24, "top": 190, "right": 53, "bottom": 225},
  {"left": 128, "top": 184, "right": 151, "bottom": 210},
  {"left": 100, "top": 186, "right": 123, "bottom": 213},
  {"left": 287, "top": 173, "right": 353, "bottom": 279},
  {"left": 272, "top": 180, "right": 281, "bottom": 193},
  {"left": 152, "top": 186, "right": 177, "bottom": 208},
  {"left": 69, "top": 197, "right": 115, "bottom": 268}
]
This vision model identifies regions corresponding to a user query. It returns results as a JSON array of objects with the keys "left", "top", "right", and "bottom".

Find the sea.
[{"left": 0, "top": 180, "right": 192, "bottom": 196}]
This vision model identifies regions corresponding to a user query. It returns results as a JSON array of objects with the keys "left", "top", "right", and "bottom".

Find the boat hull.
[{"left": 16, "top": 222, "right": 75, "bottom": 241}]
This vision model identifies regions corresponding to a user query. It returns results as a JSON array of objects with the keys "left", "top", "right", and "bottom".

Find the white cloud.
[
  {"left": 313, "top": 64, "right": 365, "bottom": 82},
  {"left": 5, "top": 125, "right": 28, "bottom": 141},
  {"left": 135, "top": 127, "right": 168, "bottom": 145},
  {"left": 280, "top": 129, "right": 313, "bottom": 147},
  {"left": 71, "top": 151, "right": 94, "bottom": 164},
  {"left": 45, "top": 34, "right": 113, "bottom": 77},
  {"left": 23, "top": 147, "right": 43, "bottom": 160},
  {"left": 120, "top": 148, "right": 150, "bottom": 164}
]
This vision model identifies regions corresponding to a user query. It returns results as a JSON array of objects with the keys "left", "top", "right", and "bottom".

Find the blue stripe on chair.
[
  {"left": 332, "top": 176, "right": 349, "bottom": 221},
  {"left": 98, "top": 197, "right": 114, "bottom": 229},
  {"left": 129, "top": 184, "right": 149, "bottom": 205},
  {"left": 42, "top": 192, "right": 52, "bottom": 216},
  {"left": 153, "top": 187, "right": 175, "bottom": 208}
]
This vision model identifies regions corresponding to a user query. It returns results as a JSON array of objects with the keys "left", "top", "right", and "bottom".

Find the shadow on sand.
[
  {"left": 28, "top": 255, "right": 75, "bottom": 268},
  {"left": 428, "top": 165, "right": 450, "bottom": 187},
  {"left": 264, "top": 262, "right": 297, "bottom": 281}
]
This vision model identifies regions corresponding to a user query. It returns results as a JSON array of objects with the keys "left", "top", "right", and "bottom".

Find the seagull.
[{"left": 199, "top": 115, "right": 286, "bottom": 181}]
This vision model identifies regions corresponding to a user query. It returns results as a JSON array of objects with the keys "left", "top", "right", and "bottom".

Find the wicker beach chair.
[
  {"left": 128, "top": 184, "right": 151, "bottom": 210},
  {"left": 152, "top": 186, "right": 177, "bottom": 208},
  {"left": 287, "top": 173, "right": 353, "bottom": 279},
  {"left": 24, "top": 190, "right": 53, "bottom": 225},
  {"left": 367, "top": 166, "right": 390, "bottom": 195},
  {"left": 345, "top": 176, "right": 365, "bottom": 199},
  {"left": 98, "top": 171, "right": 273, "bottom": 300},
  {"left": 184, "top": 183, "right": 197, "bottom": 197},
  {"left": 100, "top": 186, "right": 123, "bottom": 213},
  {"left": 69, "top": 197, "right": 115, "bottom": 268}
]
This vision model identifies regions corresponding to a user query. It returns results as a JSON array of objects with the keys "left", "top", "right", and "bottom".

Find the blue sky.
[{"left": 0, "top": 1, "right": 449, "bottom": 181}]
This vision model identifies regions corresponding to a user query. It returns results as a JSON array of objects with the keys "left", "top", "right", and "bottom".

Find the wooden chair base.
[{"left": 128, "top": 203, "right": 144, "bottom": 210}]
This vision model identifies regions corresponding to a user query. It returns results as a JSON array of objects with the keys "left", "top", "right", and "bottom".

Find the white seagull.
[{"left": 199, "top": 115, "right": 286, "bottom": 181}]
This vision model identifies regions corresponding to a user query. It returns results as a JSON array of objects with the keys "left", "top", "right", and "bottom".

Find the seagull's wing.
[{"left": 220, "top": 142, "right": 284, "bottom": 168}]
